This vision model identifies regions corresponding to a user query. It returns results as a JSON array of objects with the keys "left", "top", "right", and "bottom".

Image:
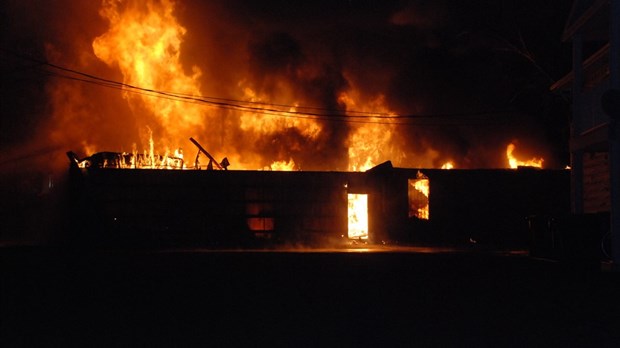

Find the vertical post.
[
  {"left": 609, "top": 0, "right": 620, "bottom": 267},
  {"left": 611, "top": 0, "right": 620, "bottom": 87},
  {"left": 611, "top": 124, "right": 620, "bottom": 268},
  {"left": 572, "top": 32, "right": 584, "bottom": 214},
  {"left": 571, "top": 151, "right": 584, "bottom": 214}
]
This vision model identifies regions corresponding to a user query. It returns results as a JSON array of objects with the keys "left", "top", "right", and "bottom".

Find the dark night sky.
[{"left": 0, "top": 0, "right": 574, "bottom": 173}]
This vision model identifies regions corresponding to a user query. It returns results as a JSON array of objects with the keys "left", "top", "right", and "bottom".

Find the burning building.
[
  {"left": 1, "top": 0, "right": 570, "bottom": 172},
  {"left": 65, "top": 144, "right": 569, "bottom": 249},
  {"left": 0, "top": 1, "right": 575, "bottom": 248}
]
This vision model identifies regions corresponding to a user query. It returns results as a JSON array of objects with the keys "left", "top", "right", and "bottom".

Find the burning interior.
[
  {"left": 409, "top": 171, "right": 430, "bottom": 220},
  {"left": 348, "top": 193, "right": 369, "bottom": 240}
]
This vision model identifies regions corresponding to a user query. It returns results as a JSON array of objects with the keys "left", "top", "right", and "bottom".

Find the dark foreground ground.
[{"left": 2, "top": 245, "right": 620, "bottom": 347}]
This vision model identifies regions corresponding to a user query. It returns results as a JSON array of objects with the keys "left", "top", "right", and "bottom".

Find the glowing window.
[
  {"left": 245, "top": 188, "right": 275, "bottom": 232},
  {"left": 408, "top": 171, "right": 430, "bottom": 220},
  {"left": 348, "top": 193, "right": 368, "bottom": 239},
  {"left": 247, "top": 217, "right": 274, "bottom": 231}
]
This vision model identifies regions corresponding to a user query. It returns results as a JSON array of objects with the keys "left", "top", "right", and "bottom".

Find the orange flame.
[
  {"left": 93, "top": 0, "right": 206, "bottom": 154},
  {"left": 414, "top": 183, "right": 429, "bottom": 219},
  {"left": 506, "top": 143, "right": 543, "bottom": 169},
  {"left": 270, "top": 158, "right": 298, "bottom": 171},
  {"left": 340, "top": 91, "right": 402, "bottom": 171},
  {"left": 348, "top": 193, "right": 368, "bottom": 239},
  {"left": 408, "top": 171, "right": 430, "bottom": 220},
  {"left": 441, "top": 161, "right": 454, "bottom": 169},
  {"left": 69, "top": 1, "right": 547, "bottom": 173}
]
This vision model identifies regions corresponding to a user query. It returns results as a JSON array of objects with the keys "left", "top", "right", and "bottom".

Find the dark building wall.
[
  {"left": 69, "top": 168, "right": 353, "bottom": 247},
  {"left": 366, "top": 169, "right": 409, "bottom": 244},
  {"left": 67, "top": 164, "right": 570, "bottom": 249},
  {"left": 368, "top": 168, "right": 571, "bottom": 248}
]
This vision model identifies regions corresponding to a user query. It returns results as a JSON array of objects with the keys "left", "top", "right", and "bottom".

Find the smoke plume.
[{"left": 1, "top": 0, "right": 572, "bottom": 173}]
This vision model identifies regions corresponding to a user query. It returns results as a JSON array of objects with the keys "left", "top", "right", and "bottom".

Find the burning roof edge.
[{"left": 68, "top": 150, "right": 565, "bottom": 175}]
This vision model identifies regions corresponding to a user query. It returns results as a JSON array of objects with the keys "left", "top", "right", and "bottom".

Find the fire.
[
  {"left": 340, "top": 91, "right": 400, "bottom": 171},
  {"left": 91, "top": 0, "right": 392, "bottom": 171},
  {"left": 270, "top": 158, "right": 298, "bottom": 171},
  {"left": 239, "top": 86, "right": 322, "bottom": 141},
  {"left": 441, "top": 161, "right": 454, "bottom": 169},
  {"left": 84, "top": 0, "right": 477, "bottom": 173},
  {"left": 58, "top": 1, "right": 551, "bottom": 174},
  {"left": 92, "top": 0, "right": 206, "bottom": 154},
  {"left": 409, "top": 171, "right": 429, "bottom": 220},
  {"left": 341, "top": 90, "right": 400, "bottom": 241},
  {"left": 74, "top": 131, "right": 185, "bottom": 169},
  {"left": 414, "top": 179, "right": 429, "bottom": 200},
  {"left": 506, "top": 143, "right": 543, "bottom": 169},
  {"left": 348, "top": 193, "right": 368, "bottom": 239}
]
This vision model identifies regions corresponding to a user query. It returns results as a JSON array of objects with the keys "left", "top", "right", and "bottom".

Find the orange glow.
[
  {"left": 414, "top": 180, "right": 429, "bottom": 198},
  {"left": 340, "top": 91, "right": 402, "bottom": 171},
  {"left": 239, "top": 86, "right": 322, "bottom": 141},
  {"left": 348, "top": 193, "right": 369, "bottom": 239},
  {"left": 506, "top": 143, "right": 543, "bottom": 169},
  {"left": 441, "top": 161, "right": 454, "bottom": 169},
  {"left": 247, "top": 218, "right": 275, "bottom": 232},
  {"left": 75, "top": 130, "right": 185, "bottom": 169},
  {"left": 408, "top": 171, "right": 429, "bottom": 220},
  {"left": 270, "top": 158, "right": 298, "bottom": 171},
  {"left": 92, "top": 0, "right": 207, "bottom": 159},
  {"left": 54, "top": 1, "right": 551, "bottom": 173}
]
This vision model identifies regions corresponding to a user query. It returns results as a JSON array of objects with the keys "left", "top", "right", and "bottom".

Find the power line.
[{"left": 2, "top": 49, "right": 512, "bottom": 125}]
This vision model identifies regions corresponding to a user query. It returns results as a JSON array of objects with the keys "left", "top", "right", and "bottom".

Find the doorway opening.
[{"left": 348, "top": 193, "right": 368, "bottom": 240}]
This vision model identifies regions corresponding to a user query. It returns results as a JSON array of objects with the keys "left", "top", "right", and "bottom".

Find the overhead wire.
[{"left": 2, "top": 49, "right": 511, "bottom": 125}]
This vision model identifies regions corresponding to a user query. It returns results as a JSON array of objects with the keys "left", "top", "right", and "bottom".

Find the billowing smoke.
[
  {"left": 0, "top": 0, "right": 572, "bottom": 244},
  {"left": 1, "top": 0, "right": 571, "bottom": 173},
  {"left": 244, "top": 31, "right": 350, "bottom": 170}
]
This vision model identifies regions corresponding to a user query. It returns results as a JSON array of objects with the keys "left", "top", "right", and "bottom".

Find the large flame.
[
  {"left": 340, "top": 91, "right": 402, "bottom": 171},
  {"left": 44, "top": 0, "right": 551, "bottom": 173},
  {"left": 89, "top": 0, "right": 410, "bottom": 172},
  {"left": 92, "top": 0, "right": 207, "bottom": 159},
  {"left": 34, "top": 1, "right": 552, "bottom": 247}
]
